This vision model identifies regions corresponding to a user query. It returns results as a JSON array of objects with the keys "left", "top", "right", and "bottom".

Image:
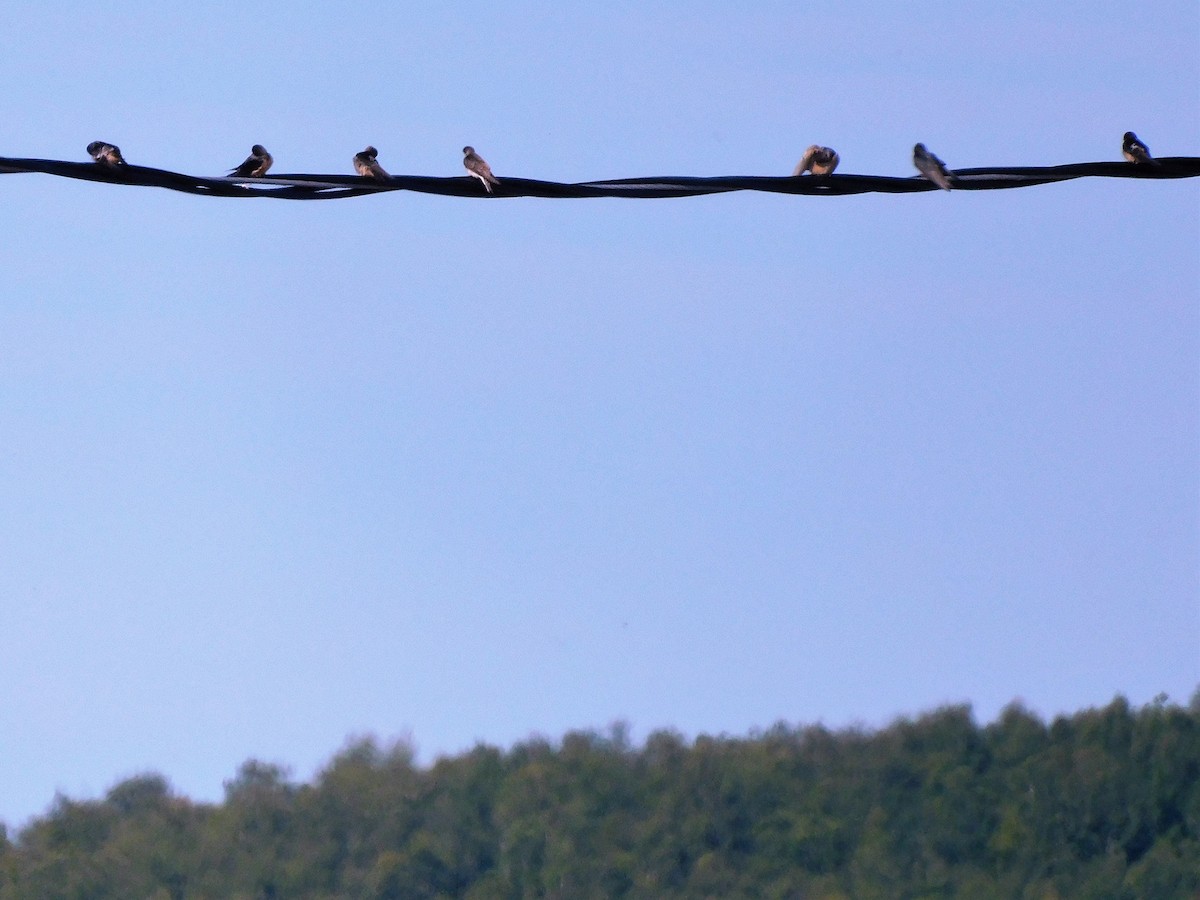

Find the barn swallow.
[
  {"left": 353, "top": 145, "right": 390, "bottom": 180},
  {"left": 792, "top": 144, "right": 839, "bottom": 176},
  {"left": 913, "top": 143, "right": 953, "bottom": 191},
  {"left": 86, "top": 141, "right": 126, "bottom": 168},
  {"left": 1122, "top": 131, "right": 1160, "bottom": 166},
  {"left": 229, "top": 144, "right": 273, "bottom": 177},
  {"left": 463, "top": 146, "right": 500, "bottom": 193}
]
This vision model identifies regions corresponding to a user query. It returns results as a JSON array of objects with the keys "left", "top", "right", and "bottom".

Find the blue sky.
[{"left": 1, "top": 1, "right": 1197, "bottom": 828}]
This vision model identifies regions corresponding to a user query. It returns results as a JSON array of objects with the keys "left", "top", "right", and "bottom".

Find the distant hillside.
[{"left": 2, "top": 694, "right": 1198, "bottom": 899}]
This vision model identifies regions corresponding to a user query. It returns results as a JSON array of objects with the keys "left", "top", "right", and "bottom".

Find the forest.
[{"left": 1, "top": 693, "right": 1197, "bottom": 899}]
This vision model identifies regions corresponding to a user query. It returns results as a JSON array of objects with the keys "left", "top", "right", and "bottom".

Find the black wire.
[{"left": 2, "top": 156, "right": 1197, "bottom": 200}]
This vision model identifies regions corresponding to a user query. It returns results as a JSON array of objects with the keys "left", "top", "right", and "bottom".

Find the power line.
[{"left": 2, "top": 154, "right": 1197, "bottom": 200}]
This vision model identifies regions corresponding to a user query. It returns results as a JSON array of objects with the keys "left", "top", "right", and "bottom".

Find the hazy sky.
[{"left": 1, "top": 1, "right": 1197, "bottom": 829}]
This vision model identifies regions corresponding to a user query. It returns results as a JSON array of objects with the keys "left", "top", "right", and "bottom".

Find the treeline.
[{"left": 2, "top": 694, "right": 1198, "bottom": 899}]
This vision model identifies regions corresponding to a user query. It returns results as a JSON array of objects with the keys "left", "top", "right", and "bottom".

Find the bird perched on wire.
[
  {"left": 229, "top": 144, "right": 273, "bottom": 178},
  {"left": 353, "top": 146, "right": 390, "bottom": 180},
  {"left": 87, "top": 141, "right": 126, "bottom": 168},
  {"left": 1122, "top": 131, "right": 1160, "bottom": 166},
  {"left": 463, "top": 146, "right": 500, "bottom": 193},
  {"left": 793, "top": 144, "right": 839, "bottom": 176},
  {"left": 912, "top": 143, "right": 953, "bottom": 191}
]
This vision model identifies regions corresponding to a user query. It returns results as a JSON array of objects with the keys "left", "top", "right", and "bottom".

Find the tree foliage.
[{"left": 2, "top": 694, "right": 1198, "bottom": 898}]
